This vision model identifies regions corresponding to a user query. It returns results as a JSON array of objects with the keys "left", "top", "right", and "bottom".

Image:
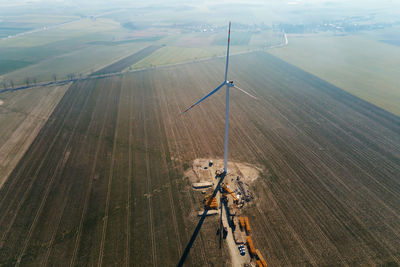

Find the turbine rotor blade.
[
  {"left": 224, "top": 21, "right": 231, "bottom": 82},
  {"left": 233, "top": 85, "right": 258, "bottom": 100},
  {"left": 182, "top": 82, "right": 226, "bottom": 115}
]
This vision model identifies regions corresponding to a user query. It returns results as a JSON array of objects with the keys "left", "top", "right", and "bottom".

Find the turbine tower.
[
  {"left": 183, "top": 22, "right": 254, "bottom": 174},
  {"left": 178, "top": 22, "right": 257, "bottom": 266},
  {"left": 223, "top": 22, "right": 232, "bottom": 174}
]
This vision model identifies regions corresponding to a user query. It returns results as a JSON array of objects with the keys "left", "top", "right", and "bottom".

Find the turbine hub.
[{"left": 227, "top": 80, "right": 234, "bottom": 87}]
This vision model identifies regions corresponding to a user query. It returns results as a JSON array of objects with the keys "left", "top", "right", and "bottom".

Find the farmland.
[
  {"left": 0, "top": 84, "right": 69, "bottom": 188},
  {"left": 0, "top": 3, "right": 285, "bottom": 89},
  {"left": 0, "top": 18, "right": 156, "bottom": 86},
  {"left": 92, "top": 45, "right": 162, "bottom": 75},
  {"left": 0, "top": 51, "right": 399, "bottom": 266},
  {"left": 269, "top": 30, "right": 400, "bottom": 116},
  {"left": 128, "top": 45, "right": 251, "bottom": 71}
]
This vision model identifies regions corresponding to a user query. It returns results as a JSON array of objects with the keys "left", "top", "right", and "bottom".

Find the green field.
[
  {"left": 0, "top": 60, "right": 32, "bottom": 75},
  {"left": 3, "top": 43, "right": 150, "bottom": 85},
  {"left": 0, "top": 11, "right": 283, "bottom": 88},
  {"left": 129, "top": 46, "right": 227, "bottom": 70},
  {"left": 0, "top": 18, "right": 164, "bottom": 86},
  {"left": 212, "top": 31, "right": 253, "bottom": 46},
  {"left": 269, "top": 30, "right": 400, "bottom": 116},
  {"left": 0, "top": 27, "right": 32, "bottom": 38},
  {"left": 126, "top": 29, "right": 280, "bottom": 70}
]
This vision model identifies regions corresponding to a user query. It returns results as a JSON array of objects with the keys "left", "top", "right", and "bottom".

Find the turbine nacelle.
[{"left": 227, "top": 80, "right": 234, "bottom": 87}]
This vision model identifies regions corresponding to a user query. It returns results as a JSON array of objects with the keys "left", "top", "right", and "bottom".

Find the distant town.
[{"left": 168, "top": 16, "right": 400, "bottom": 35}]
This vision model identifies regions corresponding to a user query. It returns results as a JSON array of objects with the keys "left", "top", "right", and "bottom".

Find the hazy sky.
[{"left": 1, "top": 0, "right": 399, "bottom": 25}]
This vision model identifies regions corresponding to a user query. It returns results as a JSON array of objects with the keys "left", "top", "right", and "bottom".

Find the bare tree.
[
  {"left": 10, "top": 79, "right": 14, "bottom": 88},
  {"left": 2, "top": 81, "right": 6, "bottom": 89},
  {"left": 79, "top": 73, "right": 83, "bottom": 79},
  {"left": 33, "top": 77, "right": 37, "bottom": 85},
  {"left": 52, "top": 74, "right": 57, "bottom": 82},
  {"left": 67, "top": 73, "right": 76, "bottom": 81},
  {"left": 25, "top": 77, "right": 30, "bottom": 87}
]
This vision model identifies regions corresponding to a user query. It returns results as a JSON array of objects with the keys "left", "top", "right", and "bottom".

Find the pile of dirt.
[{"left": 185, "top": 158, "right": 262, "bottom": 185}]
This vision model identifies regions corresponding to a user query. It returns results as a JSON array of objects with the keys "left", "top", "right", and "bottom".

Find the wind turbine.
[
  {"left": 182, "top": 21, "right": 256, "bottom": 174},
  {"left": 177, "top": 22, "right": 257, "bottom": 266}
]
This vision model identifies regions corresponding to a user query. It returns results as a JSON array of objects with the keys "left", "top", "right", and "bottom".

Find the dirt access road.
[{"left": 221, "top": 204, "right": 250, "bottom": 266}]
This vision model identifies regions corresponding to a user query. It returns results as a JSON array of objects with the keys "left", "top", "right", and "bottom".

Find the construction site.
[{"left": 187, "top": 158, "right": 268, "bottom": 267}]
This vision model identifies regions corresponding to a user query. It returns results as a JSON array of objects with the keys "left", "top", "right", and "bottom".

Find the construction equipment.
[
  {"left": 244, "top": 216, "right": 252, "bottom": 234},
  {"left": 246, "top": 236, "right": 256, "bottom": 256},
  {"left": 239, "top": 217, "right": 245, "bottom": 230},
  {"left": 215, "top": 169, "right": 224, "bottom": 178},
  {"left": 237, "top": 180, "right": 253, "bottom": 202},
  {"left": 221, "top": 183, "right": 239, "bottom": 203},
  {"left": 255, "top": 249, "right": 268, "bottom": 267},
  {"left": 203, "top": 194, "right": 218, "bottom": 209}
]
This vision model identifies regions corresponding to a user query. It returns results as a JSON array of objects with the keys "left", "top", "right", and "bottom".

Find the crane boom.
[{"left": 221, "top": 183, "right": 238, "bottom": 201}]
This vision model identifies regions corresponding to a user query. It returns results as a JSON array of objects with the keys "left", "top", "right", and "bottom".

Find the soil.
[
  {"left": 0, "top": 84, "right": 69, "bottom": 188},
  {"left": 185, "top": 158, "right": 262, "bottom": 186},
  {"left": 187, "top": 158, "right": 259, "bottom": 266},
  {"left": 0, "top": 52, "right": 399, "bottom": 266}
]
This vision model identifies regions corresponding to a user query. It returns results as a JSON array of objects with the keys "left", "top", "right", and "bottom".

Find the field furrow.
[{"left": 0, "top": 51, "right": 399, "bottom": 266}]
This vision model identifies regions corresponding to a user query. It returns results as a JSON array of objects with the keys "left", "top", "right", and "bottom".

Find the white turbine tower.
[
  {"left": 182, "top": 21, "right": 256, "bottom": 174},
  {"left": 178, "top": 22, "right": 258, "bottom": 266}
]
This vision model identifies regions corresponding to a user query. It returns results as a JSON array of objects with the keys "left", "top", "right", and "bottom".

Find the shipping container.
[
  {"left": 244, "top": 216, "right": 252, "bottom": 234},
  {"left": 239, "top": 217, "right": 245, "bottom": 230}
]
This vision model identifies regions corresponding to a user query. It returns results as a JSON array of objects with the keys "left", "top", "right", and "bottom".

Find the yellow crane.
[
  {"left": 203, "top": 193, "right": 218, "bottom": 209},
  {"left": 221, "top": 183, "right": 239, "bottom": 202}
]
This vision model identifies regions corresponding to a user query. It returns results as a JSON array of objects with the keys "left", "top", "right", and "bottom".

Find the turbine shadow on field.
[{"left": 177, "top": 172, "right": 227, "bottom": 267}]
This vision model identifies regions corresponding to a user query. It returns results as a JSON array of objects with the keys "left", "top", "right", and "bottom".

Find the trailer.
[
  {"left": 255, "top": 249, "right": 268, "bottom": 267},
  {"left": 246, "top": 236, "right": 256, "bottom": 256},
  {"left": 244, "top": 216, "right": 252, "bottom": 234}
]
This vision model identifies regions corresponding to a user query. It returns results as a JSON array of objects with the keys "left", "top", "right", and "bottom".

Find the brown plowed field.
[
  {"left": 91, "top": 45, "right": 162, "bottom": 75},
  {"left": 0, "top": 84, "right": 69, "bottom": 188},
  {"left": 0, "top": 51, "right": 399, "bottom": 266}
]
